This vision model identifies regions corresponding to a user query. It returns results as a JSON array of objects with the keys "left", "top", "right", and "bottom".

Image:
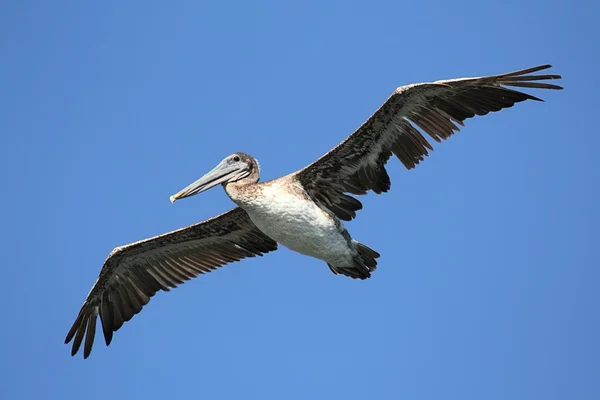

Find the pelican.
[{"left": 66, "top": 64, "right": 563, "bottom": 358}]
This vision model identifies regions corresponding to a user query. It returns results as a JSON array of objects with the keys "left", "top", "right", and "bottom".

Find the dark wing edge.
[
  {"left": 64, "top": 207, "right": 278, "bottom": 359},
  {"left": 294, "top": 64, "right": 563, "bottom": 221}
]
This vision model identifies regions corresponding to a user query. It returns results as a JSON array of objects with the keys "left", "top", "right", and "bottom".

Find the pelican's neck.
[{"left": 223, "top": 170, "right": 260, "bottom": 206}]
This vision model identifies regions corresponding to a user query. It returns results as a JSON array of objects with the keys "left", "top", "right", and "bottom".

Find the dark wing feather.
[
  {"left": 294, "top": 64, "right": 562, "bottom": 221},
  {"left": 65, "top": 207, "right": 278, "bottom": 359}
]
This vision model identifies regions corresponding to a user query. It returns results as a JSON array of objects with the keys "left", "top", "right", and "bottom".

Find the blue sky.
[{"left": 1, "top": 1, "right": 597, "bottom": 399}]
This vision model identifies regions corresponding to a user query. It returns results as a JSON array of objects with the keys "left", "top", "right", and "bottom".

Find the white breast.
[{"left": 240, "top": 181, "right": 353, "bottom": 263}]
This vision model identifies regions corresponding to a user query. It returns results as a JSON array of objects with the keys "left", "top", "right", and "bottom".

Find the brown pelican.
[{"left": 66, "top": 64, "right": 562, "bottom": 358}]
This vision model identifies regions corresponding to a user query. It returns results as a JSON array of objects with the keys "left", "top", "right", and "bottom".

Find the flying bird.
[{"left": 66, "top": 64, "right": 563, "bottom": 358}]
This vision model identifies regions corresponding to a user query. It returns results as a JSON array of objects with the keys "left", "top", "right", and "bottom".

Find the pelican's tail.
[{"left": 327, "top": 241, "right": 380, "bottom": 280}]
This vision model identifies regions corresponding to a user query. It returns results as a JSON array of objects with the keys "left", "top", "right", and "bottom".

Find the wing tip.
[
  {"left": 66, "top": 304, "right": 102, "bottom": 359},
  {"left": 502, "top": 63, "right": 553, "bottom": 77}
]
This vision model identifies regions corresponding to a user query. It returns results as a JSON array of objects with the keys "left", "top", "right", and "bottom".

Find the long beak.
[{"left": 169, "top": 162, "right": 243, "bottom": 203}]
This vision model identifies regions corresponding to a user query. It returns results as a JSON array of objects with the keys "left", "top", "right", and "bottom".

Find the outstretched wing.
[
  {"left": 65, "top": 207, "right": 278, "bottom": 358},
  {"left": 294, "top": 64, "right": 563, "bottom": 221}
]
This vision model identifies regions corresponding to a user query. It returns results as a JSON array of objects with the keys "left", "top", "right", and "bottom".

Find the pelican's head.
[{"left": 170, "top": 153, "right": 258, "bottom": 203}]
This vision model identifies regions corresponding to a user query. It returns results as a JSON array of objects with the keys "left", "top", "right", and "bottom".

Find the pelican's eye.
[{"left": 233, "top": 156, "right": 240, "bottom": 162}]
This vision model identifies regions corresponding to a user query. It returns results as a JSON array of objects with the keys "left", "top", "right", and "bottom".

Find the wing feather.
[
  {"left": 295, "top": 64, "right": 562, "bottom": 221},
  {"left": 65, "top": 207, "right": 278, "bottom": 358}
]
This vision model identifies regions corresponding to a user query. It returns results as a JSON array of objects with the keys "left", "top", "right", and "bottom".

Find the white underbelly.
[{"left": 241, "top": 186, "right": 352, "bottom": 263}]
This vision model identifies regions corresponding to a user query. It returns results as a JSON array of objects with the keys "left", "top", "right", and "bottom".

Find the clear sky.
[{"left": 1, "top": 1, "right": 597, "bottom": 399}]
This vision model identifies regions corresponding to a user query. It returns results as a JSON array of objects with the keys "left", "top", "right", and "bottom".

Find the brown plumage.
[
  {"left": 65, "top": 207, "right": 277, "bottom": 359},
  {"left": 295, "top": 64, "right": 562, "bottom": 222}
]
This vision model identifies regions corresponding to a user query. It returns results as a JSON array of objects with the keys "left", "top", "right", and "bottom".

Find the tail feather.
[
  {"left": 327, "top": 241, "right": 380, "bottom": 280},
  {"left": 356, "top": 242, "right": 380, "bottom": 272}
]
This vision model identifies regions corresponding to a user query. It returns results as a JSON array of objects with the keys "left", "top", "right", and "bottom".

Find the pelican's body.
[
  {"left": 226, "top": 176, "right": 370, "bottom": 275},
  {"left": 66, "top": 64, "right": 563, "bottom": 358}
]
